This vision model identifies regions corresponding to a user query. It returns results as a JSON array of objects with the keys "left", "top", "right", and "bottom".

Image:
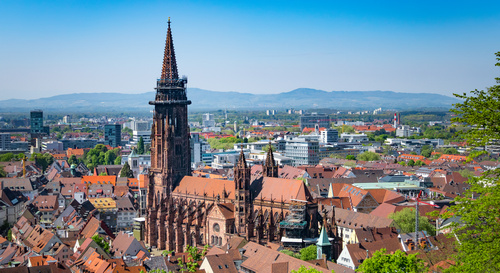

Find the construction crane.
[{"left": 412, "top": 190, "right": 439, "bottom": 247}]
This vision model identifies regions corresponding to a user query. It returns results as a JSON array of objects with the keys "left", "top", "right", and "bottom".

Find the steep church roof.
[
  {"left": 161, "top": 18, "right": 178, "bottom": 80},
  {"left": 174, "top": 176, "right": 235, "bottom": 199},
  {"left": 251, "top": 177, "right": 313, "bottom": 203}
]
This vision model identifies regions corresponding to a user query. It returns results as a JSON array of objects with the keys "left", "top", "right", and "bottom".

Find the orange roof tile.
[{"left": 82, "top": 175, "right": 117, "bottom": 186}]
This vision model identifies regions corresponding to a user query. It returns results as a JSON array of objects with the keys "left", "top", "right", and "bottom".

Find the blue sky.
[{"left": 0, "top": 0, "right": 499, "bottom": 100}]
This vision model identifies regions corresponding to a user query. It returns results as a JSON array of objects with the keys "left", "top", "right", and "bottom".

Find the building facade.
[
  {"left": 300, "top": 113, "right": 330, "bottom": 130},
  {"left": 104, "top": 124, "right": 121, "bottom": 147}
]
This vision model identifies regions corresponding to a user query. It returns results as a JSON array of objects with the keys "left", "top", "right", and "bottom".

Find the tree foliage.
[
  {"left": 0, "top": 166, "right": 6, "bottom": 178},
  {"left": 137, "top": 136, "right": 145, "bottom": 154},
  {"left": 92, "top": 234, "right": 110, "bottom": 253},
  {"left": 0, "top": 153, "right": 25, "bottom": 162},
  {"left": 389, "top": 208, "right": 435, "bottom": 236},
  {"left": 420, "top": 145, "right": 433, "bottom": 158},
  {"left": 357, "top": 151, "right": 380, "bottom": 162},
  {"left": 442, "top": 51, "right": 500, "bottom": 272},
  {"left": 291, "top": 265, "right": 328, "bottom": 273},
  {"left": 120, "top": 162, "right": 134, "bottom": 178},
  {"left": 357, "top": 249, "right": 426, "bottom": 273},
  {"left": 207, "top": 136, "right": 242, "bottom": 150},
  {"left": 299, "top": 244, "right": 317, "bottom": 261},
  {"left": 408, "top": 159, "right": 415, "bottom": 166},
  {"left": 177, "top": 244, "right": 208, "bottom": 272},
  {"left": 346, "top": 155, "right": 356, "bottom": 160},
  {"left": 30, "top": 153, "right": 54, "bottom": 172},
  {"left": 83, "top": 144, "right": 120, "bottom": 171}
]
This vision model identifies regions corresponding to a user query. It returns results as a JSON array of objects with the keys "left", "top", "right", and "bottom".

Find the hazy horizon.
[{"left": 1, "top": 0, "right": 499, "bottom": 100}]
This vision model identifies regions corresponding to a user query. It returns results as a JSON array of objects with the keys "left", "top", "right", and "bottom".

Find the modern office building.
[
  {"left": 300, "top": 113, "right": 330, "bottom": 130},
  {"left": 285, "top": 138, "right": 320, "bottom": 166},
  {"left": 0, "top": 133, "right": 11, "bottom": 150},
  {"left": 104, "top": 124, "right": 121, "bottom": 147},
  {"left": 30, "top": 110, "right": 50, "bottom": 135},
  {"left": 320, "top": 129, "right": 339, "bottom": 143}
]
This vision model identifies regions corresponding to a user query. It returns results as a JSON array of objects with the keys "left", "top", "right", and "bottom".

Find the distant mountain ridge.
[{"left": 0, "top": 88, "right": 459, "bottom": 112}]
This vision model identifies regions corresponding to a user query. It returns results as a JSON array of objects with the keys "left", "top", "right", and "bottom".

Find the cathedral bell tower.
[
  {"left": 262, "top": 141, "right": 278, "bottom": 177},
  {"left": 234, "top": 149, "right": 251, "bottom": 235},
  {"left": 146, "top": 18, "right": 191, "bottom": 248}
]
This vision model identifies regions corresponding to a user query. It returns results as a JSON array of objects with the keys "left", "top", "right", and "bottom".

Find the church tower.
[
  {"left": 262, "top": 141, "right": 278, "bottom": 177},
  {"left": 234, "top": 149, "right": 251, "bottom": 235},
  {"left": 146, "top": 19, "right": 191, "bottom": 248}
]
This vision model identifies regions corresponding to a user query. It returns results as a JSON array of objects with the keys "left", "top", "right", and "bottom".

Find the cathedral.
[{"left": 145, "top": 20, "right": 341, "bottom": 258}]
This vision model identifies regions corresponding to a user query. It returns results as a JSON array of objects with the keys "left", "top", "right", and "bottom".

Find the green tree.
[
  {"left": 420, "top": 145, "right": 433, "bottom": 158},
  {"left": 389, "top": 208, "right": 435, "bottom": 235},
  {"left": 457, "top": 169, "right": 474, "bottom": 178},
  {"left": 357, "top": 249, "right": 426, "bottom": 273},
  {"left": 408, "top": 159, "right": 415, "bottom": 166},
  {"left": 291, "top": 265, "right": 326, "bottom": 273},
  {"left": 441, "top": 51, "right": 500, "bottom": 272},
  {"left": 357, "top": 151, "right": 380, "bottom": 161},
  {"left": 68, "top": 155, "right": 78, "bottom": 165},
  {"left": 114, "top": 156, "right": 122, "bottom": 165},
  {"left": 120, "top": 162, "right": 134, "bottom": 178},
  {"left": 30, "top": 153, "right": 54, "bottom": 172},
  {"left": 0, "top": 153, "right": 14, "bottom": 162},
  {"left": 137, "top": 136, "right": 145, "bottom": 154},
  {"left": 6, "top": 229, "right": 12, "bottom": 241},
  {"left": 443, "top": 147, "right": 459, "bottom": 155},
  {"left": 280, "top": 249, "right": 301, "bottom": 259},
  {"left": 346, "top": 155, "right": 356, "bottom": 160},
  {"left": 91, "top": 234, "right": 110, "bottom": 253},
  {"left": 0, "top": 166, "right": 6, "bottom": 178},
  {"left": 177, "top": 244, "right": 208, "bottom": 272},
  {"left": 299, "top": 244, "right": 317, "bottom": 261},
  {"left": 415, "top": 160, "right": 425, "bottom": 166}
]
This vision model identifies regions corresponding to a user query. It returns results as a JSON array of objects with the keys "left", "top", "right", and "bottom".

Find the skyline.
[{"left": 1, "top": 0, "right": 499, "bottom": 100}]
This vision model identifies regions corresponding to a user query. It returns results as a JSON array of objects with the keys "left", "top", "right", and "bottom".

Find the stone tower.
[
  {"left": 234, "top": 149, "right": 251, "bottom": 235},
  {"left": 262, "top": 141, "right": 278, "bottom": 177},
  {"left": 146, "top": 19, "right": 191, "bottom": 248}
]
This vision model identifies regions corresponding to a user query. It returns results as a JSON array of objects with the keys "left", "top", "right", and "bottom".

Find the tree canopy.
[
  {"left": 291, "top": 265, "right": 329, "bottom": 273},
  {"left": 83, "top": 144, "right": 120, "bottom": 171},
  {"left": 389, "top": 208, "right": 435, "bottom": 236},
  {"left": 442, "top": 51, "right": 500, "bottom": 272},
  {"left": 177, "top": 244, "right": 208, "bottom": 272},
  {"left": 357, "top": 249, "right": 426, "bottom": 273},
  {"left": 357, "top": 151, "right": 380, "bottom": 162},
  {"left": 120, "top": 162, "right": 134, "bottom": 178},
  {"left": 137, "top": 136, "right": 145, "bottom": 154},
  {"left": 30, "top": 153, "right": 54, "bottom": 172}
]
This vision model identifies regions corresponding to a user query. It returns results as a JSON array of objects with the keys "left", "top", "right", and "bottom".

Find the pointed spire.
[
  {"left": 265, "top": 141, "right": 275, "bottom": 167},
  {"left": 317, "top": 226, "right": 331, "bottom": 247},
  {"left": 237, "top": 147, "right": 247, "bottom": 168},
  {"left": 161, "top": 17, "right": 179, "bottom": 80}
]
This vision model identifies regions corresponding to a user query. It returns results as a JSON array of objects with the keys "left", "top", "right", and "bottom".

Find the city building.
[
  {"left": 0, "top": 133, "right": 11, "bottom": 150},
  {"left": 320, "top": 129, "right": 339, "bottom": 143},
  {"left": 340, "top": 133, "right": 369, "bottom": 143},
  {"left": 300, "top": 113, "right": 330, "bottom": 130},
  {"left": 202, "top": 113, "right": 215, "bottom": 128},
  {"left": 30, "top": 110, "right": 50, "bottom": 136},
  {"left": 285, "top": 138, "right": 320, "bottom": 166},
  {"left": 104, "top": 124, "right": 121, "bottom": 147}
]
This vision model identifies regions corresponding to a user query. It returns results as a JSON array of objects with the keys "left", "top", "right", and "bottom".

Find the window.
[{"left": 213, "top": 223, "right": 220, "bottom": 233}]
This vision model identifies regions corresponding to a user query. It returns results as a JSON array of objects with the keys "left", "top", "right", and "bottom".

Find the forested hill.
[{"left": 0, "top": 88, "right": 459, "bottom": 112}]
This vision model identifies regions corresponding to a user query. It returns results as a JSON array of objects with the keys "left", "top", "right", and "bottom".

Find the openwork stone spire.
[
  {"left": 263, "top": 141, "right": 278, "bottom": 177},
  {"left": 237, "top": 148, "right": 247, "bottom": 169},
  {"left": 161, "top": 18, "right": 179, "bottom": 80}
]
